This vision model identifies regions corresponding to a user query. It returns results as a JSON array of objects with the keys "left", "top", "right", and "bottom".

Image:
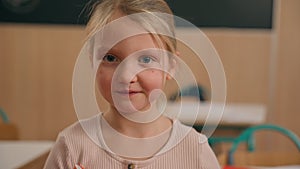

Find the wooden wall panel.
[
  {"left": 272, "top": 0, "right": 300, "bottom": 151},
  {"left": 0, "top": 24, "right": 272, "bottom": 140},
  {"left": 204, "top": 30, "right": 271, "bottom": 104},
  {"left": 0, "top": 24, "right": 85, "bottom": 139}
]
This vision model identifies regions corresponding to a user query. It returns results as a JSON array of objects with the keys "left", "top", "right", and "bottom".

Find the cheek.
[
  {"left": 140, "top": 70, "right": 165, "bottom": 91},
  {"left": 96, "top": 68, "right": 113, "bottom": 96}
]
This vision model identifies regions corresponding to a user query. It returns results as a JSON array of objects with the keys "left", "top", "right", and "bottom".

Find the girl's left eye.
[{"left": 138, "top": 56, "right": 156, "bottom": 64}]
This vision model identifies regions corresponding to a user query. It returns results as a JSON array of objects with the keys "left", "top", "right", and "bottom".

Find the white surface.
[
  {"left": 0, "top": 140, "right": 54, "bottom": 169},
  {"left": 164, "top": 102, "right": 267, "bottom": 125}
]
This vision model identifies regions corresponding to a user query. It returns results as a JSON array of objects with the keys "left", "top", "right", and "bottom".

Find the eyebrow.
[
  {"left": 105, "top": 48, "right": 124, "bottom": 59},
  {"left": 95, "top": 45, "right": 121, "bottom": 57}
]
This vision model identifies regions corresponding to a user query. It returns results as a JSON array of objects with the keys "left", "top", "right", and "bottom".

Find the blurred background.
[{"left": 0, "top": 0, "right": 299, "bottom": 154}]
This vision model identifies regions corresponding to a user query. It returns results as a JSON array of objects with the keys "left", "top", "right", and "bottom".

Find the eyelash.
[
  {"left": 102, "top": 54, "right": 158, "bottom": 65},
  {"left": 138, "top": 55, "right": 157, "bottom": 64},
  {"left": 102, "top": 54, "right": 120, "bottom": 63}
]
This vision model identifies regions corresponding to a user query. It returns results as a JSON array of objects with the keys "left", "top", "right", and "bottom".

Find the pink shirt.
[{"left": 44, "top": 114, "right": 220, "bottom": 169}]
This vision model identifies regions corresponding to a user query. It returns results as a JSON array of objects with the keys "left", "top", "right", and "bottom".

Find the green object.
[
  {"left": 0, "top": 108, "right": 9, "bottom": 123},
  {"left": 208, "top": 137, "right": 236, "bottom": 145},
  {"left": 228, "top": 124, "right": 300, "bottom": 165},
  {"left": 193, "top": 124, "right": 248, "bottom": 146}
]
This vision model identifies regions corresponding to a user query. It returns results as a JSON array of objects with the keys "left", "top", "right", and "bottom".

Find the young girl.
[{"left": 44, "top": 0, "right": 221, "bottom": 168}]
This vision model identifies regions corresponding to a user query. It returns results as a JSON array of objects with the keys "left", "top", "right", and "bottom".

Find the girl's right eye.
[{"left": 102, "top": 54, "right": 119, "bottom": 63}]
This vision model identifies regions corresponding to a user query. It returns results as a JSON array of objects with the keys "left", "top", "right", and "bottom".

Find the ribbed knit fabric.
[{"left": 44, "top": 114, "right": 221, "bottom": 169}]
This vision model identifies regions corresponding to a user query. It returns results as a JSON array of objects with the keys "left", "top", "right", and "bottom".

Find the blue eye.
[
  {"left": 138, "top": 56, "right": 155, "bottom": 64},
  {"left": 103, "top": 54, "right": 119, "bottom": 63}
]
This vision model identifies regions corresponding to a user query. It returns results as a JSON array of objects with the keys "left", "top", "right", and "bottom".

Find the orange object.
[{"left": 223, "top": 166, "right": 248, "bottom": 169}]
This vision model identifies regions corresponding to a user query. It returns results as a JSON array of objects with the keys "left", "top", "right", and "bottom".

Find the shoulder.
[
  {"left": 53, "top": 114, "right": 101, "bottom": 157},
  {"left": 44, "top": 115, "right": 104, "bottom": 168},
  {"left": 167, "top": 121, "right": 221, "bottom": 168},
  {"left": 173, "top": 120, "right": 208, "bottom": 146},
  {"left": 59, "top": 121, "right": 84, "bottom": 138},
  {"left": 167, "top": 120, "right": 210, "bottom": 155},
  {"left": 188, "top": 128, "right": 209, "bottom": 146},
  {"left": 59, "top": 114, "right": 100, "bottom": 141}
]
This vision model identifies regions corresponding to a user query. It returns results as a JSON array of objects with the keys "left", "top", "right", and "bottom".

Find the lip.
[{"left": 116, "top": 90, "right": 142, "bottom": 96}]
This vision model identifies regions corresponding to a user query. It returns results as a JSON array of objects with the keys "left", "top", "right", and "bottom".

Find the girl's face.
[{"left": 96, "top": 34, "right": 172, "bottom": 113}]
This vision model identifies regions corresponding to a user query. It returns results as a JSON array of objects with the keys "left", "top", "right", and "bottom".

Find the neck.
[{"left": 103, "top": 105, "right": 172, "bottom": 138}]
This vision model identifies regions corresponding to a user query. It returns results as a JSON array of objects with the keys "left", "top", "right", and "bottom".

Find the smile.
[{"left": 116, "top": 90, "right": 142, "bottom": 95}]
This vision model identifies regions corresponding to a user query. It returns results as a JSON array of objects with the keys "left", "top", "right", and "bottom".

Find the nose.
[{"left": 114, "top": 59, "right": 138, "bottom": 84}]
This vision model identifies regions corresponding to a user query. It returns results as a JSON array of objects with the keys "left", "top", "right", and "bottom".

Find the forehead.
[
  {"left": 92, "top": 17, "right": 149, "bottom": 52},
  {"left": 109, "top": 34, "right": 160, "bottom": 56},
  {"left": 95, "top": 15, "right": 146, "bottom": 43},
  {"left": 93, "top": 32, "right": 166, "bottom": 59},
  {"left": 91, "top": 13, "right": 168, "bottom": 61}
]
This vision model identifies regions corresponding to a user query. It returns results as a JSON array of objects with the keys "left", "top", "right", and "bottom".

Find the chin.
[{"left": 116, "top": 101, "right": 150, "bottom": 114}]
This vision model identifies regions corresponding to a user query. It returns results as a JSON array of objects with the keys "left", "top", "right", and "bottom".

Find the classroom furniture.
[
  {"left": 0, "top": 108, "right": 19, "bottom": 140},
  {"left": 0, "top": 140, "right": 54, "bottom": 169},
  {"left": 165, "top": 101, "right": 266, "bottom": 142},
  {"left": 0, "top": 123, "right": 19, "bottom": 140},
  {"left": 165, "top": 102, "right": 266, "bottom": 125},
  {"left": 218, "top": 124, "right": 300, "bottom": 168},
  {"left": 221, "top": 152, "right": 300, "bottom": 169}
]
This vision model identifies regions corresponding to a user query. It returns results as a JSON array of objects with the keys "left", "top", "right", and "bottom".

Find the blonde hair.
[{"left": 85, "top": 0, "right": 177, "bottom": 53}]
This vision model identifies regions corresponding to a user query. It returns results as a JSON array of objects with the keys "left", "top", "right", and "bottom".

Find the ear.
[{"left": 166, "top": 51, "right": 179, "bottom": 80}]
